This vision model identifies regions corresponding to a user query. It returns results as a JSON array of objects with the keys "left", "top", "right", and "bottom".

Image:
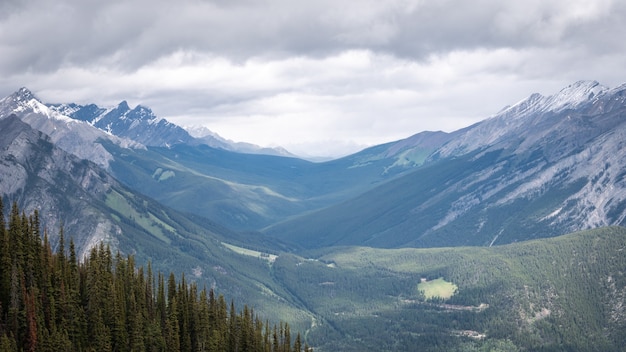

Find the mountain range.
[
  {"left": 266, "top": 81, "right": 626, "bottom": 249},
  {"left": 0, "top": 111, "right": 311, "bottom": 331},
  {"left": 47, "top": 97, "right": 292, "bottom": 156},
  {"left": 3, "top": 79, "right": 626, "bottom": 257},
  {"left": 1, "top": 80, "right": 626, "bottom": 350}
]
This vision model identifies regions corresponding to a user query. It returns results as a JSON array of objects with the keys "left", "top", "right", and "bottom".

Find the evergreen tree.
[{"left": 0, "top": 204, "right": 311, "bottom": 352}]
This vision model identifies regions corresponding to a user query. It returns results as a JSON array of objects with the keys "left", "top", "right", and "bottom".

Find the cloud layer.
[{"left": 1, "top": 0, "right": 625, "bottom": 156}]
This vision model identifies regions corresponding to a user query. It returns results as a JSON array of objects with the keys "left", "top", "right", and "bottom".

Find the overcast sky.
[{"left": 1, "top": 0, "right": 625, "bottom": 157}]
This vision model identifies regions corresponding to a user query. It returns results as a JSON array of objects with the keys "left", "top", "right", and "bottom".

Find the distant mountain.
[
  {"left": 265, "top": 80, "right": 626, "bottom": 248},
  {"left": 102, "top": 141, "right": 410, "bottom": 231},
  {"left": 101, "top": 129, "right": 451, "bottom": 231},
  {"left": 0, "top": 88, "right": 139, "bottom": 169},
  {"left": 48, "top": 101, "right": 195, "bottom": 147},
  {"left": 434, "top": 80, "right": 613, "bottom": 158},
  {"left": 49, "top": 100, "right": 293, "bottom": 156},
  {"left": 185, "top": 124, "right": 295, "bottom": 157},
  {"left": 0, "top": 87, "right": 423, "bottom": 231},
  {"left": 8, "top": 81, "right": 626, "bottom": 245}
]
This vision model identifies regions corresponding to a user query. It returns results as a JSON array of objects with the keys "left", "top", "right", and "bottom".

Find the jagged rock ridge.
[{"left": 0, "top": 88, "right": 141, "bottom": 169}]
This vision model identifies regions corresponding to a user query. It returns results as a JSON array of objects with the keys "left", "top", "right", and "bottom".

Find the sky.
[{"left": 1, "top": 0, "right": 625, "bottom": 158}]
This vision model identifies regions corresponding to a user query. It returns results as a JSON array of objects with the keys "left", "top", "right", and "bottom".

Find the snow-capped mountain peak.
[
  {"left": 3, "top": 88, "right": 294, "bottom": 156},
  {"left": 47, "top": 99, "right": 194, "bottom": 147},
  {"left": 15, "top": 87, "right": 36, "bottom": 101},
  {"left": 133, "top": 105, "right": 163, "bottom": 124},
  {"left": 0, "top": 88, "right": 144, "bottom": 169},
  {"left": 541, "top": 80, "right": 608, "bottom": 112},
  {"left": 1, "top": 87, "right": 73, "bottom": 123},
  {"left": 184, "top": 125, "right": 296, "bottom": 157},
  {"left": 497, "top": 80, "right": 608, "bottom": 119},
  {"left": 435, "top": 80, "right": 618, "bottom": 158},
  {"left": 185, "top": 125, "right": 225, "bottom": 139}
]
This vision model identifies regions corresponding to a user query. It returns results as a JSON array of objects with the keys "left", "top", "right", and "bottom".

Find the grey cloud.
[
  {"left": 2, "top": 0, "right": 626, "bottom": 157},
  {"left": 1, "top": 0, "right": 624, "bottom": 75},
  {"left": 0, "top": 0, "right": 153, "bottom": 73}
]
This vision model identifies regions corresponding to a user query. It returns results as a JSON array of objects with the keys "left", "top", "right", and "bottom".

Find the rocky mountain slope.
[
  {"left": 0, "top": 113, "right": 314, "bottom": 329},
  {"left": 0, "top": 113, "right": 261, "bottom": 262},
  {"left": 185, "top": 124, "right": 295, "bottom": 157},
  {"left": 48, "top": 100, "right": 195, "bottom": 147},
  {"left": 1, "top": 81, "right": 626, "bottom": 351},
  {"left": 49, "top": 99, "right": 292, "bottom": 156},
  {"left": 265, "top": 81, "right": 626, "bottom": 248},
  {"left": 0, "top": 88, "right": 140, "bottom": 169},
  {"left": 0, "top": 87, "right": 461, "bottom": 231},
  {"left": 0, "top": 114, "right": 136, "bottom": 258},
  {"left": 6, "top": 81, "right": 626, "bottom": 242}
]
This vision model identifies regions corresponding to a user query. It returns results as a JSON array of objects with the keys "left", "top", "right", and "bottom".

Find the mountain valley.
[{"left": 1, "top": 81, "right": 626, "bottom": 350}]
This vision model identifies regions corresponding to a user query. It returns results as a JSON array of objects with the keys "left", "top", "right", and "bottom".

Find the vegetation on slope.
[
  {"left": 104, "top": 141, "right": 416, "bottom": 231},
  {"left": 3, "top": 195, "right": 626, "bottom": 351},
  {"left": 0, "top": 200, "right": 311, "bottom": 352},
  {"left": 4, "top": 172, "right": 626, "bottom": 351},
  {"left": 0, "top": 114, "right": 316, "bottom": 333},
  {"left": 270, "top": 227, "right": 626, "bottom": 351},
  {"left": 417, "top": 278, "right": 458, "bottom": 300}
]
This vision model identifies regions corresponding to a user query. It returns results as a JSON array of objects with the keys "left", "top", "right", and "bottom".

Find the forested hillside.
[
  {"left": 0, "top": 200, "right": 311, "bottom": 352},
  {"left": 272, "top": 227, "right": 626, "bottom": 351}
]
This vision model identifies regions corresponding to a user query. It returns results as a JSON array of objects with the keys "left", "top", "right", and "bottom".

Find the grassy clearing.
[
  {"left": 418, "top": 277, "right": 458, "bottom": 300},
  {"left": 105, "top": 189, "right": 172, "bottom": 244},
  {"left": 222, "top": 242, "right": 278, "bottom": 264}
]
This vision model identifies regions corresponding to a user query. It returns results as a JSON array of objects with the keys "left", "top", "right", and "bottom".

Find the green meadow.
[{"left": 418, "top": 277, "right": 458, "bottom": 300}]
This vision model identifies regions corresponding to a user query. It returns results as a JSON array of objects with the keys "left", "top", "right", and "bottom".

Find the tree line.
[{"left": 0, "top": 199, "right": 311, "bottom": 352}]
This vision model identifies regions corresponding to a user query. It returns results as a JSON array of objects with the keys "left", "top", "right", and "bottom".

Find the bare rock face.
[
  {"left": 49, "top": 100, "right": 195, "bottom": 148},
  {"left": 50, "top": 100, "right": 294, "bottom": 156},
  {"left": 266, "top": 81, "right": 626, "bottom": 248},
  {"left": 0, "top": 88, "right": 141, "bottom": 170},
  {"left": 0, "top": 114, "right": 120, "bottom": 257}
]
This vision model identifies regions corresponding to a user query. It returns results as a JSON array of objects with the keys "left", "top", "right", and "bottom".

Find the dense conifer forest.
[{"left": 0, "top": 199, "right": 310, "bottom": 352}]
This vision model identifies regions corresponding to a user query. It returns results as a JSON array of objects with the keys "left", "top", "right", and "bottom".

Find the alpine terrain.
[
  {"left": 1, "top": 81, "right": 626, "bottom": 351},
  {"left": 266, "top": 81, "right": 626, "bottom": 249}
]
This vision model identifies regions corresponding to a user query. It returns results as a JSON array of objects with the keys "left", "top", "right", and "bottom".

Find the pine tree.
[
  {"left": 0, "top": 205, "right": 311, "bottom": 352},
  {"left": 0, "top": 197, "right": 10, "bottom": 323},
  {"left": 196, "top": 288, "right": 211, "bottom": 352},
  {"left": 167, "top": 272, "right": 177, "bottom": 312},
  {"left": 165, "top": 297, "right": 180, "bottom": 352},
  {"left": 0, "top": 332, "right": 17, "bottom": 351},
  {"left": 157, "top": 272, "right": 167, "bottom": 330},
  {"left": 228, "top": 300, "right": 239, "bottom": 352},
  {"left": 24, "top": 288, "right": 39, "bottom": 352},
  {"left": 294, "top": 332, "right": 302, "bottom": 352}
]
